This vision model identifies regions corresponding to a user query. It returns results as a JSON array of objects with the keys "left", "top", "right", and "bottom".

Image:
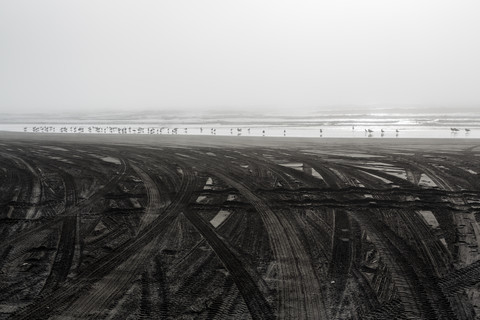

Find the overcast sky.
[{"left": 1, "top": 0, "right": 480, "bottom": 114}]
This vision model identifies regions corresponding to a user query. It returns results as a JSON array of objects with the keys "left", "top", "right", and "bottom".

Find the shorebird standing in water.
[{"left": 465, "top": 128, "right": 471, "bottom": 132}]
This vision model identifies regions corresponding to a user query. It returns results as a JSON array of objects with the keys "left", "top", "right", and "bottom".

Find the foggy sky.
[{"left": 1, "top": 0, "right": 480, "bottom": 114}]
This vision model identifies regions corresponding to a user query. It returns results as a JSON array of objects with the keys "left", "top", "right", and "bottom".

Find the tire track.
[
  {"left": 353, "top": 210, "right": 458, "bottom": 319},
  {"left": 39, "top": 216, "right": 76, "bottom": 294},
  {"left": 0, "top": 152, "right": 42, "bottom": 219},
  {"left": 12, "top": 160, "right": 197, "bottom": 319},
  {"left": 0, "top": 156, "right": 127, "bottom": 251},
  {"left": 352, "top": 211, "right": 426, "bottom": 319},
  {"left": 130, "top": 163, "right": 167, "bottom": 234},
  {"left": 208, "top": 167, "right": 329, "bottom": 320},
  {"left": 62, "top": 161, "right": 176, "bottom": 317},
  {"left": 440, "top": 260, "right": 480, "bottom": 294},
  {"left": 183, "top": 208, "right": 275, "bottom": 320}
]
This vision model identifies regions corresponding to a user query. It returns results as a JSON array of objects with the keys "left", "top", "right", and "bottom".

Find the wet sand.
[
  {"left": 1, "top": 132, "right": 480, "bottom": 319},
  {"left": 1, "top": 130, "right": 480, "bottom": 149}
]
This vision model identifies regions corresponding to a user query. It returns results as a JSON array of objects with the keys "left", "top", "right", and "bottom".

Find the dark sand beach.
[{"left": 1, "top": 133, "right": 480, "bottom": 319}]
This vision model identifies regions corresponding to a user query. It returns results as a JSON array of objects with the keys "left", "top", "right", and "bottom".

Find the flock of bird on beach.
[
  {"left": 351, "top": 126, "right": 471, "bottom": 137},
  {"left": 450, "top": 127, "right": 471, "bottom": 133},
  {"left": 24, "top": 126, "right": 472, "bottom": 137}
]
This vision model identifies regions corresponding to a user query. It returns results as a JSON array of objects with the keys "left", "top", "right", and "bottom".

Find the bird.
[
  {"left": 396, "top": 129, "right": 399, "bottom": 133},
  {"left": 319, "top": 129, "right": 323, "bottom": 133},
  {"left": 381, "top": 129, "right": 385, "bottom": 133},
  {"left": 367, "top": 129, "right": 374, "bottom": 133},
  {"left": 465, "top": 128, "right": 471, "bottom": 132}
]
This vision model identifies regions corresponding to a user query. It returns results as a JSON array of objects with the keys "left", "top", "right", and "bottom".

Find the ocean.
[{"left": 1, "top": 110, "right": 479, "bottom": 139}]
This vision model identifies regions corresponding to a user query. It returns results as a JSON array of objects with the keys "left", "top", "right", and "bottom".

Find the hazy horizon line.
[{"left": 2, "top": 104, "right": 479, "bottom": 116}]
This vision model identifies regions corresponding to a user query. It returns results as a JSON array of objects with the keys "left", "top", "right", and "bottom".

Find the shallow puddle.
[
  {"left": 101, "top": 156, "right": 121, "bottom": 165},
  {"left": 279, "top": 162, "right": 304, "bottom": 172},
  {"left": 367, "top": 162, "right": 394, "bottom": 167},
  {"left": 49, "top": 156, "right": 73, "bottom": 164},
  {"left": 310, "top": 168, "right": 324, "bottom": 180},
  {"left": 361, "top": 171, "right": 393, "bottom": 184},
  {"left": 210, "top": 210, "right": 231, "bottom": 228},
  {"left": 464, "top": 168, "right": 478, "bottom": 175},
  {"left": 44, "top": 146, "right": 68, "bottom": 151},
  {"left": 418, "top": 210, "right": 440, "bottom": 228},
  {"left": 227, "top": 194, "right": 237, "bottom": 201},
  {"left": 203, "top": 177, "right": 214, "bottom": 190},
  {"left": 175, "top": 153, "right": 194, "bottom": 159},
  {"left": 130, "top": 198, "right": 142, "bottom": 208},
  {"left": 418, "top": 174, "right": 437, "bottom": 187},
  {"left": 196, "top": 196, "right": 207, "bottom": 203},
  {"left": 356, "top": 164, "right": 408, "bottom": 180},
  {"left": 440, "top": 238, "right": 448, "bottom": 249}
]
